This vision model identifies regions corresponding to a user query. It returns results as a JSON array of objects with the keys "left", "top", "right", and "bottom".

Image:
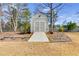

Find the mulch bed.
[
  {"left": 47, "top": 32, "right": 72, "bottom": 42},
  {"left": 0, "top": 32, "right": 33, "bottom": 41}
]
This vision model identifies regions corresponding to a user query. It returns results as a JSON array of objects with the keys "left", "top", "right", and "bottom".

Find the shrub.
[
  {"left": 66, "top": 21, "right": 77, "bottom": 31},
  {"left": 20, "top": 22, "right": 30, "bottom": 34},
  {"left": 58, "top": 26, "right": 64, "bottom": 32}
]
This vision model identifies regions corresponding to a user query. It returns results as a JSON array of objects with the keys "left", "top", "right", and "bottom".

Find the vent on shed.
[{"left": 39, "top": 15, "right": 41, "bottom": 17}]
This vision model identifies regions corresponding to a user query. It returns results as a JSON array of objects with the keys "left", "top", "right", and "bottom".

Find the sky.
[
  {"left": 1, "top": 3, "right": 79, "bottom": 26},
  {"left": 27, "top": 3, "right": 79, "bottom": 25}
]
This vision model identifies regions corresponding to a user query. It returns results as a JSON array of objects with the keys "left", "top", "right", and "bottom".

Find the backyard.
[
  {"left": 0, "top": 3, "right": 79, "bottom": 56},
  {"left": 0, "top": 32, "right": 79, "bottom": 56}
]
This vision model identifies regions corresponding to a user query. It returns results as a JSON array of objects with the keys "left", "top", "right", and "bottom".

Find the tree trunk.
[
  {"left": 0, "top": 4, "right": 3, "bottom": 32},
  {"left": 0, "top": 18, "right": 2, "bottom": 32},
  {"left": 13, "top": 18, "right": 18, "bottom": 32},
  {"left": 49, "top": 3, "right": 53, "bottom": 34}
]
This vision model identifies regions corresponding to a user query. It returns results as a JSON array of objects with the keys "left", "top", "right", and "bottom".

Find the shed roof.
[{"left": 31, "top": 13, "right": 48, "bottom": 22}]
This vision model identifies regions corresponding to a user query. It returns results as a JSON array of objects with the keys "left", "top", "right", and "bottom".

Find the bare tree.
[
  {"left": 4, "top": 3, "right": 20, "bottom": 32},
  {"left": 10, "top": 4, "right": 19, "bottom": 32},
  {"left": 34, "top": 3, "right": 64, "bottom": 33},
  {"left": 0, "top": 4, "right": 3, "bottom": 32}
]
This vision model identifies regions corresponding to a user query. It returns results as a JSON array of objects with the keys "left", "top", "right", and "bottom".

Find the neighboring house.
[{"left": 31, "top": 13, "right": 49, "bottom": 32}]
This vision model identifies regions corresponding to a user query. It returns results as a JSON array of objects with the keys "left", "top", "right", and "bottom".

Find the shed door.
[
  {"left": 40, "top": 22, "right": 45, "bottom": 32},
  {"left": 35, "top": 22, "right": 39, "bottom": 32},
  {"left": 34, "top": 22, "right": 45, "bottom": 32}
]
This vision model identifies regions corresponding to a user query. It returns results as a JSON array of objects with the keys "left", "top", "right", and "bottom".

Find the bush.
[
  {"left": 66, "top": 21, "right": 77, "bottom": 31},
  {"left": 58, "top": 26, "right": 64, "bottom": 32},
  {"left": 20, "top": 22, "right": 30, "bottom": 34},
  {"left": 58, "top": 21, "right": 77, "bottom": 32}
]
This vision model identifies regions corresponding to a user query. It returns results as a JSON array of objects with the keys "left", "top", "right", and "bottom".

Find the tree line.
[{"left": 0, "top": 3, "right": 78, "bottom": 33}]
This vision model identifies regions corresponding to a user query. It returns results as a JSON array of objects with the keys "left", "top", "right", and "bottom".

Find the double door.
[{"left": 34, "top": 21, "right": 46, "bottom": 32}]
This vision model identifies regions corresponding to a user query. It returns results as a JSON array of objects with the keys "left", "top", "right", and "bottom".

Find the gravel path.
[{"left": 28, "top": 32, "right": 49, "bottom": 42}]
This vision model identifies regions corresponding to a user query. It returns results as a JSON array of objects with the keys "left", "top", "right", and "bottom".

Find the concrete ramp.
[{"left": 28, "top": 32, "right": 49, "bottom": 42}]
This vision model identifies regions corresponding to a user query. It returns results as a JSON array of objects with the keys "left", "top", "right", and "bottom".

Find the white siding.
[{"left": 31, "top": 13, "right": 49, "bottom": 32}]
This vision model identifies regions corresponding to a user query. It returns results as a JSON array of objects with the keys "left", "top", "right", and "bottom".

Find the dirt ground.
[{"left": 0, "top": 32, "right": 79, "bottom": 56}]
